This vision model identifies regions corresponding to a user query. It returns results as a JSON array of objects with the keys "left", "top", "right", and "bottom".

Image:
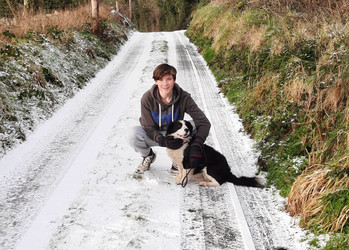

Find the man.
[{"left": 127, "top": 63, "right": 211, "bottom": 174}]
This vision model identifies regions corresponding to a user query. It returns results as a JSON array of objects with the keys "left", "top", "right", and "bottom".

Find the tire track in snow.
[
  {"left": 174, "top": 32, "right": 252, "bottom": 250},
  {"left": 0, "top": 32, "right": 151, "bottom": 250},
  {"left": 175, "top": 31, "right": 304, "bottom": 250},
  {"left": 0, "top": 31, "right": 307, "bottom": 250},
  {"left": 40, "top": 32, "right": 181, "bottom": 250}
]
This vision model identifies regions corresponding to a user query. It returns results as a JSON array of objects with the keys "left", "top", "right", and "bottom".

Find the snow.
[
  {"left": 0, "top": 31, "right": 314, "bottom": 249},
  {"left": 0, "top": 22, "right": 131, "bottom": 158}
]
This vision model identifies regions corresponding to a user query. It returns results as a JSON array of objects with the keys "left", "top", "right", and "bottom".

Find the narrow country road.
[{"left": 0, "top": 31, "right": 307, "bottom": 250}]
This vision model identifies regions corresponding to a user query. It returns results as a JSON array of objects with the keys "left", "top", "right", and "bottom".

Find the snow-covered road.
[{"left": 0, "top": 31, "right": 308, "bottom": 250}]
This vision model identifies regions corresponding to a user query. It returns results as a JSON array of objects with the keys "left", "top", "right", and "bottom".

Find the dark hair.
[{"left": 153, "top": 63, "right": 177, "bottom": 81}]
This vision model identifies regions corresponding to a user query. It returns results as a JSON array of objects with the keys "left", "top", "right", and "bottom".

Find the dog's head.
[{"left": 166, "top": 120, "right": 193, "bottom": 142}]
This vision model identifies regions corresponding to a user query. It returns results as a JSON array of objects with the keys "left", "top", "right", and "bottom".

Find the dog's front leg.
[
  {"left": 176, "top": 165, "right": 184, "bottom": 185},
  {"left": 175, "top": 164, "right": 185, "bottom": 185}
]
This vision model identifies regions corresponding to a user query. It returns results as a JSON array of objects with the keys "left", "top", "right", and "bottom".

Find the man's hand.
[
  {"left": 158, "top": 135, "right": 183, "bottom": 149},
  {"left": 189, "top": 145, "right": 203, "bottom": 169}
]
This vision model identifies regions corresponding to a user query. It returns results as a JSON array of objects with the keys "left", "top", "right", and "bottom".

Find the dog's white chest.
[{"left": 167, "top": 143, "right": 188, "bottom": 165}]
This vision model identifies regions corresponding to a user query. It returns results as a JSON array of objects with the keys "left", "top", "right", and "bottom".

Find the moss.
[
  {"left": 243, "top": 9, "right": 269, "bottom": 26},
  {"left": 324, "top": 234, "right": 349, "bottom": 249},
  {"left": 2, "top": 29, "right": 16, "bottom": 39},
  {"left": 0, "top": 43, "right": 21, "bottom": 58},
  {"left": 308, "top": 188, "right": 349, "bottom": 233},
  {"left": 42, "top": 67, "right": 63, "bottom": 86},
  {"left": 308, "top": 237, "right": 322, "bottom": 249},
  {"left": 47, "top": 26, "right": 64, "bottom": 41},
  {"left": 202, "top": 47, "right": 216, "bottom": 64}
]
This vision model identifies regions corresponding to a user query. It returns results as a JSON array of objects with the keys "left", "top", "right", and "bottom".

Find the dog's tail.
[{"left": 227, "top": 173, "right": 264, "bottom": 188}]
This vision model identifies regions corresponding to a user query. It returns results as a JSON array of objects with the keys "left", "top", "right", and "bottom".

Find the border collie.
[{"left": 166, "top": 120, "right": 264, "bottom": 187}]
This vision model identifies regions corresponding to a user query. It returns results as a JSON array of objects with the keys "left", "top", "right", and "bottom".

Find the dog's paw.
[
  {"left": 175, "top": 176, "right": 181, "bottom": 184},
  {"left": 199, "top": 181, "right": 220, "bottom": 187},
  {"left": 199, "top": 181, "right": 207, "bottom": 187},
  {"left": 175, "top": 176, "right": 183, "bottom": 185}
]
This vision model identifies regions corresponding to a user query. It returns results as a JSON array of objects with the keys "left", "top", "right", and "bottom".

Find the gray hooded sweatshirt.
[{"left": 140, "top": 83, "right": 211, "bottom": 147}]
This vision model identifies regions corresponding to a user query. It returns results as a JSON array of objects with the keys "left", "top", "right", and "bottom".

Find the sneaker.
[
  {"left": 135, "top": 150, "right": 156, "bottom": 174},
  {"left": 170, "top": 163, "right": 179, "bottom": 175}
]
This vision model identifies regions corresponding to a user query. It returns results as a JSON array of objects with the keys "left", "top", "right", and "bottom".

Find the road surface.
[{"left": 0, "top": 31, "right": 307, "bottom": 250}]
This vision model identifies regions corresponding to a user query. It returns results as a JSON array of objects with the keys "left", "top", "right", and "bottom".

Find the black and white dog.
[{"left": 166, "top": 120, "right": 264, "bottom": 187}]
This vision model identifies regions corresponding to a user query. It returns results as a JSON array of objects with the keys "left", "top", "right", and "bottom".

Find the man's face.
[{"left": 155, "top": 74, "right": 175, "bottom": 95}]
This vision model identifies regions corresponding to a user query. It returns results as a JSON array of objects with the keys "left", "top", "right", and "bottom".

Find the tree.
[
  {"left": 23, "top": 0, "right": 29, "bottom": 9},
  {"left": 91, "top": 0, "right": 100, "bottom": 35},
  {"left": 129, "top": 0, "right": 132, "bottom": 19}
]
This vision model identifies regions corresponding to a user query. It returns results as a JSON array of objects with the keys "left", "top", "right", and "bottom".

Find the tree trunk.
[
  {"left": 23, "top": 0, "right": 29, "bottom": 8},
  {"left": 129, "top": 0, "right": 132, "bottom": 19},
  {"left": 91, "top": 0, "right": 100, "bottom": 35}
]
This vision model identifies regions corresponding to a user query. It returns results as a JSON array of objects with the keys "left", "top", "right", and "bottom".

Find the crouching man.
[{"left": 127, "top": 63, "right": 211, "bottom": 174}]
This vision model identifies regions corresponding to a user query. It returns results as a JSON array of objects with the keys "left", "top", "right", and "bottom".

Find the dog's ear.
[
  {"left": 166, "top": 122, "right": 174, "bottom": 136},
  {"left": 166, "top": 120, "right": 182, "bottom": 136},
  {"left": 185, "top": 120, "right": 193, "bottom": 134}
]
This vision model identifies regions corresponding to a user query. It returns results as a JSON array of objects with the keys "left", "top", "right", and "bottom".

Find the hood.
[
  {"left": 149, "top": 83, "right": 182, "bottom": 129},
  {"left": 150, "top": 83, "right": 182, "bottom": 106}
]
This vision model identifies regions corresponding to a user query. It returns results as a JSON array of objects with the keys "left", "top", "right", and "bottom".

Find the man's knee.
[{"left": 127, "top": 126, "right": 145, "bottom": 145}]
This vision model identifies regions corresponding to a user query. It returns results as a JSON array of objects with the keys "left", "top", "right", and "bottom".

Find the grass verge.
[
  {"left": 0, "top": 3, "right": 134, "bottom": 156},
  {"left": 187, "top": 1, "right": 348, "bottom": 247}
]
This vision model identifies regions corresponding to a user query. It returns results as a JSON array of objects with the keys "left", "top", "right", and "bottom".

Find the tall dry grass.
[
  {"left": 0, "top": 3, "right": 123, "bottom": 43},
  {"left": 191, "top": 1, "right": 349, "bottom": 234},
  {"left": 287, "top": 165, "right": 349, "bottom": 232},
  {"left": 211, "top": 0, "right": 349, "bottom": 21},
  {"left": 284, "top": 19, "right": 349, "bottom": 233}
]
